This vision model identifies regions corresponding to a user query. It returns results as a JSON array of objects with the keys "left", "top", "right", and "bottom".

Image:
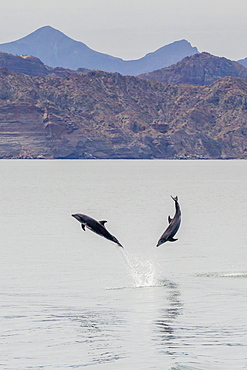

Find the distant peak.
[
  {"left": 164, "top": 39, "right": 194, "bottom": 47},
  {"left": 174, "top": 39, "right": 191, "bottom": 44},
  {"left": 32, "top": 25, "right": 64, "bottom": 34},
  {"left": 155, "top": 39, "right": 198, "bottom": 53},
  {"left": 35, "top": 25, "right": 58, "bottom": 31},
  {"left": 20, "top": 25, "right": 74, "bottom": 43},
  {"left": 39, "top": 25, "right": 55, "bottom": 30}
]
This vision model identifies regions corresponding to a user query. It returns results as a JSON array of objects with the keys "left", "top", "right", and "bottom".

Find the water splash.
[{"left": 118, "top": 248, "right": 160, "bottom": 287}]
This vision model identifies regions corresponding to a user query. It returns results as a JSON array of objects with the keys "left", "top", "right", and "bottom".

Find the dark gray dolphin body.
[
  {"left": 156, "top": 196, "right": 181, "bottom": 247},
  {"left": 72, "top": 213, "right": 124, "bottom": 248}
]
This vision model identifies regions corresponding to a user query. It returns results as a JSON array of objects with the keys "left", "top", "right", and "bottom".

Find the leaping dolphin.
[
  {"left": 72, "top": 213, "right": 124, "bottom": 248},
  {"left": 156, "top": 196, "right": 181, "bottom": 247}
]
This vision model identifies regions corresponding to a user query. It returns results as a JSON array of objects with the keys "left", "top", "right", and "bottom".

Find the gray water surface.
[{"left": 0, "top": 160, "right": 247, "bottom": 369}]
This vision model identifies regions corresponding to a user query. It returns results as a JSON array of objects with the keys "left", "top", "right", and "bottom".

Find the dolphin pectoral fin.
[
  {"left": 168, "top": 237, "right": 178, "bottom": 242},
  {"left": 99, "top": 220, "right": 107, "bottom": 226},
  {"left": 168, "top": 215, "right": 172, "bottom": 223},
  {"left": 81, "top": 224, "right": 86, "bottom": 231}
]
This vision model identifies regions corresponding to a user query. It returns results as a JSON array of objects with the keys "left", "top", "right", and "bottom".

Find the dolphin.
[
  {"left": 156, "top": 196, "right": 181, "bottom": 247},
  {"left": 72, "top": 213, "right": 124, "bottom": 248}
]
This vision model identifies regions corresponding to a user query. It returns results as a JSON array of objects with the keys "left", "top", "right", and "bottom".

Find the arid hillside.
[
  {"left": 139, "top": 52, "right": 247, "bottom": 86},
  {"left": 0, "top": 68, "right": 246, "bottom": 159}
]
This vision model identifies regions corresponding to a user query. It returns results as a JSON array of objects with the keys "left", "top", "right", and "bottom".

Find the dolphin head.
[
  {"left": 156, "top": 237, "right": 167, "bottom": 247},
  {"left": 72, "top": 213, "right": 87, "bottom": 223}
]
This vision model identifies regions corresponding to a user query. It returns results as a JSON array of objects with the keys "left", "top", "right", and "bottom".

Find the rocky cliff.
[
  {"left": 0, "top": 52, "right": 51, "bottom": 76},
  {"left": 0, "top": 51, "right": 89, "bottom": 77},
  {"left": 139, "top": 52, "right": 247, "bottom": 85},
  {"left": 0, "top": 68, "right": 246, "bottom": 159}
]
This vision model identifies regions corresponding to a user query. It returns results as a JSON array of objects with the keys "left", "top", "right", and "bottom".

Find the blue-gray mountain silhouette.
[
  {"left": 238, "top": 57, "right": 247, "bottom": 68},
  {"left": 0, "top": 26, "right": 198, "bottom": 75}
]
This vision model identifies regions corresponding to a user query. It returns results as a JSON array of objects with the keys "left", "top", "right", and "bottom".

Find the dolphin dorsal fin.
[
  {"left": 99, "top": 220, "right": 107, "bottom": 226},
  {"left": 168, "top": 215, "right": 173, "bottom": 223}
]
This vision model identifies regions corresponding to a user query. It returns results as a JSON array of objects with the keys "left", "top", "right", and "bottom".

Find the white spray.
[{"left": 117, "top": 248, "right": 160, "bottom": 287}]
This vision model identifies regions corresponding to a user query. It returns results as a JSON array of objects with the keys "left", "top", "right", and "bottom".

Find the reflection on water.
[
  {"left": 43, "top": 279, "right": 184, "bottom": 368},
  {"left": 154, "top": 279, "right": 183, "bottom": 356},
  {"left": 71, "top": 309, "right": 126, "bottom": 365},
  {"left": 1, "top": 160, "right": 247, "bottom": 369},
  {"left": 38, "top": 306, "right": 126, "bottom": 367}
]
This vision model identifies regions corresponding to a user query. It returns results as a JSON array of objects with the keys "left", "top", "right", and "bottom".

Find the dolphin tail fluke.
[{"left": 112, "top": 236, "right": 124, "bottom": 248}]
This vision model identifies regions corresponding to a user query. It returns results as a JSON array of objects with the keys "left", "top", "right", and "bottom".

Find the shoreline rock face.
[{"left": 0, "top": 68, "right": 247, "bottom": 159}]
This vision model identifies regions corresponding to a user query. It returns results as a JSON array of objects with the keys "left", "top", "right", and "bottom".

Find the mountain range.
[
  {"left": 0, "top": 51, "right": 91, "bottom": 77},
  {"left": 0, "top": 26, "right": 247, "bottom": 159},
  {"left": 138, "top": 52, "right": 247, "bottom": 85},
  {"left": 2, "top": 49, "right": 247, "bottom": 87},
  {"left": 0, "top": 67, "right": 247, "bottom": 159},
  {"left": 0, "top": 26, "right": 198, "bottom": 75}
]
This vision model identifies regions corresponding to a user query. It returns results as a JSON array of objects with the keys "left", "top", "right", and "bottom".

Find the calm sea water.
[{"left": 0, "top": 160, "right": 247, "bottom": 369}]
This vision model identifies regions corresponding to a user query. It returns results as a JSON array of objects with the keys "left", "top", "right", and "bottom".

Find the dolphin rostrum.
[
  {"left": 156, "top": 196, "right": 181, "bottom": 247},
  {"left": 72, "top": 213, "right": 124, "bottom": 248}
]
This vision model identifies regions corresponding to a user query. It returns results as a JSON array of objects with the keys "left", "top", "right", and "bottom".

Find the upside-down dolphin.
[
  {"left": 156, "top": 196, "right": 181, "bottom": 247},
  {"left": 72, "top": 213, "right": 124, "bottom": 248}
]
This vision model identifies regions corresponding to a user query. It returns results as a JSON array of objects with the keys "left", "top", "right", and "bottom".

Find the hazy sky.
[{"left": 1, "top": 0, "right": 247, "bottom": 60}]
